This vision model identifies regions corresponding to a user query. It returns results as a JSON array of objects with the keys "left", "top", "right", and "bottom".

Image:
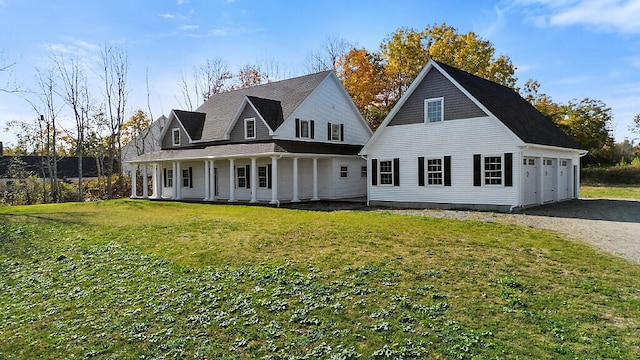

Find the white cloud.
[
  {"left": 178, "top": 25, "right": 199, "bottom": 31},
  {"left": 517, "top": 0, "right": 640, "bottom": 33},
  {"left": 158, "top": 13, "right": 176, "bottom": 19}
]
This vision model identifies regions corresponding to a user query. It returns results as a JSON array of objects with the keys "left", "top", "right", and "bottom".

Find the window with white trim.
[
  {"left": 172, "top": 128, "right": 180, "bottom": 146},
  {"left": 244, "top": 118, "right": 256, "bottom": 139},
  {"left": 484, "top": 156, "right": 502, "bottom": 185},
  {"left": 331, "top": 123, "right": 341, "bottom": 141},
  {"left": 379, "top": 160, "right": 393, "bottom": 185},
  {"left": 427, "top": 158, "right": 443, "bottom": 185},
  {"left": 340, "top": 165, "right": 348, "bottom": 178},
  {"left": 424, "top": 98, "right": 444, "bottom": 123},
  {"left": 237, "top": 167, "right": 247, "bottom": 188},
  {"left": 361, "top": 166, "right": 367, "bottom": 178},
  {"left": 300, "top": 120, "right": 310, "bottom": 138},
  {"left": 182, "top": 168, "right": 192, "bottom": 188},
  {"left": 258, "top": 166, "right": 268, "bottom": 188}
]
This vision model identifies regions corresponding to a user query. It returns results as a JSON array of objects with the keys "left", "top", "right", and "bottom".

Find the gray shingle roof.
[
  {"left": 246, "top": 96, "right": 284, "bottom": 131},
  {"left": 194, "top": 71, "right": 332, "bottom": 140},
  {"left": 435, "top": 61, "right": 583, "bottom": 150}
]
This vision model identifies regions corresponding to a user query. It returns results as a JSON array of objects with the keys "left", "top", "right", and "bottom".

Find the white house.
[
  {"left": 125, "top": 71, "right": 372, "bottom": 203},
  {"left": 360, "top": 60, "right": 586, "bottom": 212}
]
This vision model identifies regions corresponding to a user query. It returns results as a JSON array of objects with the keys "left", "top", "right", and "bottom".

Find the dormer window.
[
  {"left": 172, "top": 128, "right": 180, "bottom": 146},
  {"left": 245, "top": 118, "right": 256, "bottom": 139},
  {"left": 424, "top": 97, "right": 444, "bottom": 123}
]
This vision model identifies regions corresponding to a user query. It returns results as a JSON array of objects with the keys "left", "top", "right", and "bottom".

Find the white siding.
[
  {"left": 274, "top": 75, "right": 371, "bottom": 145},
  {"left": 366, "top": 117, "right": 522, "bottom": 207}
]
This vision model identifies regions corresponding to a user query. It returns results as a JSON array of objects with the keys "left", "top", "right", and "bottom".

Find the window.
[
  {"left": 328, "top": 122, "right": 343, "bottom": 141},
  {"left": 237, "top": 167, "right": 247, "bottom": 188},
  {"left": 300, "top": 120, "right": 310, "bottom": 138},
  {"left": 484, "top": 156, "right": 502, "bottom": 185},
  {"left": 379, "top": 160, "right": 393, "bottom": 185},
  {"left": 258, "top": 166, "right": 268, "bottom": 188},
  {"left": 544, "top": 159, "right": 553, "bottom": 166},
  {"left": 529, "top": 159, "right": 535, "bottom": 165},
  {"left": 424, "top": 98, "right": 444, "bottom": 123},
  {"left": 427, "top": 158, "right": 443, "bottom": 185},
  {"left": 340, "top": 166, "right": 348, "bottom": 178},
  {"left": 361, "top": 166, "right": 367, "bottom": 178},
  {"left": 166, "top": 169, "right": 173, "bottom": 187},
  {"left": 295, "top": 118, "right": 314, "bottom": 139},
  {"left": 561, "top": 160, "right": 567, "bottom": 166},
  {"left": 172, "top": 128, "right": 180, "bottom": 146},
  {"left": 182, "top": 168, "right": 192, "bottom": 188},
  {"left": 245, "top": 118, "right": 256, "bottom": 139}
]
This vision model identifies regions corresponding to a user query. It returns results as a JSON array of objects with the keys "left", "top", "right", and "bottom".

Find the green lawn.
[
  {"left": 1, "top": 200, "right": 639, "bottom": 359},
  {"left": 580, "top": 185, "right": 640, "bottom": 199}
]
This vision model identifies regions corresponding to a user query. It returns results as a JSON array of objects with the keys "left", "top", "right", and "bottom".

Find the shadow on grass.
[
  {"left": 517, "top": 199, "right": 640, "bottom": 223},
  {"left": 0, "top": 212, "right": 93, "bottom": 225}
]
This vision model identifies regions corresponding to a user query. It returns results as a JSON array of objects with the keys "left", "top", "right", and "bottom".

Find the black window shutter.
[
  {"left": 444, "top": 156, "right": 452, "bottom": 186},
  {"left": 340, "top": 124, "right": 344, "bottom": 141},
  {"left": 504, "top": 153, "right": 513, "bottom": 187},
  {"left": 393, "top": 158, "right": 400, "bottom": 186},
  {"left": 295, "top": 118, "right": 300, "bottom": 137},
  {"left": 327, "top": 122, "right": 332, "bottom": 140},
  {"left": 418, "top": 157, "right": 425, "bottom": 186},
  {"left": 245, "top": 164, "right": 251, "bottom": 188},
  {"left": 267, "top": 164, "right": 272, "bottom": 189},
  {"left": 473, "top": 154, "right": 481, "bottom": 187},
  {"left": 163, "top": 168, "right": 167, "bottom": 187},
  {"left": 189, "top": 167, "right": 193, "bottom": 188},
  {"left": 371, "top": 159, "right": 378, "bottom": 186},
  {"left": 310, "top": 120, "right": 315, "bottom": 139}
]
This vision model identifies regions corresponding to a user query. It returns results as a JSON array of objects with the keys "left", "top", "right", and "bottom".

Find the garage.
[{"left": 522, "top": 157, "right": 538, "bottom": 205}]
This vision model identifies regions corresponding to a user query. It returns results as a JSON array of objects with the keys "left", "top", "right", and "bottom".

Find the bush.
[{"left": 581, "top": 165, "right": 640, "bottom": 185}]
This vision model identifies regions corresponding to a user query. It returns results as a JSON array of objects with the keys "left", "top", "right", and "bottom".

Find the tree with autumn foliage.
[{"left": 336, "top": 49, "right": 386, "bottom": 129}]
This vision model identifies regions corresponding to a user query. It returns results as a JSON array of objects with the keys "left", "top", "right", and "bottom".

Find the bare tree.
[
  {"left": 1, "top": 49, "right": 19, "bottom": 93},
  {"left": 305, "top": 35, "right": 352, "bottom": 73},
  {"left": 100, "top": 44, "right": 129, "bottom": 199},
  {"left": 55, "top": 55, "right": 92, "bottom": 201},
  {"left": 178, "top": 57, "right": 232, "bottom": 110}
]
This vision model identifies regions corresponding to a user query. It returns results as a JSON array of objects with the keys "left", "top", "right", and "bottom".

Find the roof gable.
[
  {"left": 173, "top": 110, "right": 206, "bottom": 140},
  {"left": 434, "top": 61, "right": 582, "bottom": 150},
  {"left": 196, "top": 71, "right": 331, "bottom": 140}
]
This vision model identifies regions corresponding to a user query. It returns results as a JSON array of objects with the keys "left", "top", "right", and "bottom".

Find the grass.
[
  {"left": 1, "top": 200, "right": 640, "bottom": 359},
  {"left": 580, "top": 185, "right": 640, "bottom": 199}
]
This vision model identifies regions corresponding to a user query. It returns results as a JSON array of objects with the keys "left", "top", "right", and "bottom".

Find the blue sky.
[{"left": 1, "top": 0, "right": 640, "bottom": 147}]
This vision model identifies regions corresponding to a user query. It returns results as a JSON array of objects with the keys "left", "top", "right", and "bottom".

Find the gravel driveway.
[{"left": 288, "top": 198, "right": 640, "bottom": 263}]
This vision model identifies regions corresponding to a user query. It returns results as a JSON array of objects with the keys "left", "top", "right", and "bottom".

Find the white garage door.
[
  {"left": 543, "top": 158, "right": 556, "bottom": 202},
  {"left": 522, "top": 157, "right": 538, "bottom": 205},
  {"left": 557, "top": 159, "right": 570, "bottom": 200}
]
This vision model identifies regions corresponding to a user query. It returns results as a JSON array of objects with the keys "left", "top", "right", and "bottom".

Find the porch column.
[
  {"left": 175, "top": 162, "right": 182, "bottom": 200},
  {"left": 311, "top": 157, "right": 319, "bottom": 201},
  {"left": 555, "top": 157, "right": 560, "bottom": 202},
  {"left": 130, "top": 164, "right": 137, "bottom": 198},
  {"left": 151, "top": 163, "right": 158, "bottom": 199},
  {"left": 154, "top": 163, "right": 162, "bottom": 199},
  {"left": 228, "top": 159, "right": 236, "bottom": 202},
  {"left": 142, "top": 164, "right": 148, "bottom": 199},
  {"left": 204, "top": 160, "right": 210, "bottom": 201},
  {"left": 270, "top": 156, "right": 279, "bottom": 204},
  {"left": 292, "top": 157, "right": 300, "bottom": 202},
  {"left": 210, "top": 160, "right": 216, "bottom": 201},
  {"left": 250, "top": 157, "right": 258, "bottom": 203}
]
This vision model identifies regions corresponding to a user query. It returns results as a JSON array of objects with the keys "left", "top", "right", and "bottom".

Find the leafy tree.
[
  {"left": 234, "top": 64, "right": 269, "bottom": 89},
  {"left": 559, "top": 98, "right": 613, "bottom": 164},
  {"left": 122, "top": 110, "right": 151, "bottom": 145},
  {"left": 379, "top": 23, "right": 517, "bottom": 102},
  {"left": 337, "top": 49, "right": 386, "bottom": 129},
  {"left": 521, "top": 79, "right": 566, "bottom": 123}
]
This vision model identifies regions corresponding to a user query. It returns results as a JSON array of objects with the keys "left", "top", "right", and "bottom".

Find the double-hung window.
[
  {"left": 237, "top": 167, "right": 247, "bottom": 188},
  {"left": 244, "top": 118, "right": 256, "bottom": 139},
  {"left": 182, "top": 168, "right": 193, "bottom": 188},
  {"left": 172, "top": 128, "right": 180, "bottom": 146},
  {"left": 300, "top": 120, "right": 310, "bottom": 138},
  {"left": 328, "top": 122, "right": 344, "bottom": 141},
  {"left": 258, "top": 166, "right": 268, "bottom": 188},
  {"left": 379, "top": 160, "right": 393, "bottom": 185},
  {"left": 424, "top": 98, "right": 444, "bottom": 123},
  {"left": 361, "top": 166, "right": 367, "bottom": 178},
  {"left": 166, "top": 169, "right": 173, "bottom": 187},
  {"left": 427, "top": 158, "right": 443, "bottom": 185},
  {"left": 340, "top": 166, "right": 348, "bottom": 179},
  {"left": 484, "top": 156, "right": 502, "bottom": 185}
]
